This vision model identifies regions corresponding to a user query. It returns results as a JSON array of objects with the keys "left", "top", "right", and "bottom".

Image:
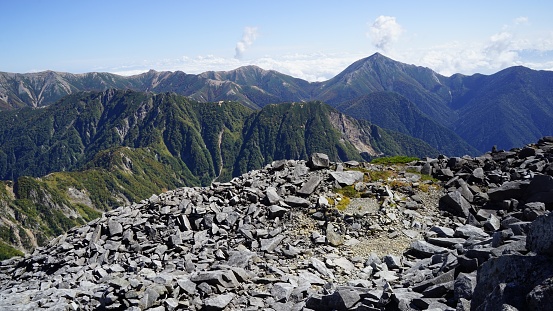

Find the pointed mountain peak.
[
  {"left": 365, "top": 52, "right": 402, "bottom": 66},
  {"left": 331, "top": 53, "right": 403, "bottom": 79},
  {"left": 368, "top": 52, "right": 386, "bottom": 59}
]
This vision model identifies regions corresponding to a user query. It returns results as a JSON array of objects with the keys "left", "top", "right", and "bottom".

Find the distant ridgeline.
[{"left": 2, "top": 53, "right": 552, "bottom": 154}]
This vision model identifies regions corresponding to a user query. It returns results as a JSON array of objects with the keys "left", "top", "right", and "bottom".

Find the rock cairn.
[{"left": 0, "top": 138, "right": 552, "bottom": 310}]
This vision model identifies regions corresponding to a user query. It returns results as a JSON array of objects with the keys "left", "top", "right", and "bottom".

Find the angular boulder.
[
  {"left": 330, "top": 171, "right": 364, "bottom": 186},
  {"left": 309, "top": 153, "right": 330, "bottom": 170},
  {"left": 527, "top": 212, "right": 553, "bottom": 256}
]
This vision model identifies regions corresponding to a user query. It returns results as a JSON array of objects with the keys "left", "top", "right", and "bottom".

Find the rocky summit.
[{"left": 1, "top": 138, "right": 553, "bottom": 310}]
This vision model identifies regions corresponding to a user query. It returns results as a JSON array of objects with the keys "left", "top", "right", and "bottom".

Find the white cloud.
[
  {"left": 111, "top": 52, "right": 366, "bottom": 82},
  {"left": 235, "top": 27, "right": 259, "bottom": 59},
  {"left": 514, "top": 16, "right": 528, "bottom": 25},
  {"left": 253, "top": 53, "right": 365, "bottom": 81},
  {"left": 367, "top": 16, "right": 403, "bottom": 51},
  {"left": 415, "top": 32, "right": 520, "bottom": 77}
]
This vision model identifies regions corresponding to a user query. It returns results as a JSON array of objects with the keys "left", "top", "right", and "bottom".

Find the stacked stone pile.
[{"left": 0, "top": 138, "right": 552, "bottom": 310}]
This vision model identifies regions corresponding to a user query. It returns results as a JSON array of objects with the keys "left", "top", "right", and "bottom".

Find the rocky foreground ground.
[{"left": 1, "top": 139, "right": 553, "bottom": 310}]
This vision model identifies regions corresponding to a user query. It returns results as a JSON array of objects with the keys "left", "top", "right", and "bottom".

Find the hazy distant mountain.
[
  {"left": 447, "top": 66, "right": 553, "bottom": 151},
  {"left": 2, "top": 53, "right": 553, "bottom": 153},
  {"left": 0, "top": 66, "right": 313, "bottom": 111}
]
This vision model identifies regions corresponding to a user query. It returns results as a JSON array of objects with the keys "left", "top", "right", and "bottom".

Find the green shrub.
[
  {"left": 371, "top": 156, "right": 419, "bottom": 165},
  {"left": 335, "top": 185, "right": 359, "bottom": 198},
  {"left": 336, "top": 196, "right": 351, "bottom": 211},
  {"left": 0, "top": 241, "right": 23, "bottom": 260}
]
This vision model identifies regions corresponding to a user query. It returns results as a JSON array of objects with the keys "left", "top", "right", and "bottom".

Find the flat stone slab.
[{"left": 330, "top": 171, "right": 364, "bottom": 186}]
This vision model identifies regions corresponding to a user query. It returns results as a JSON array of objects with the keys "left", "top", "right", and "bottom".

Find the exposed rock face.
[{"left": 1, "top": 137, "right": 553, "bottom": 310}]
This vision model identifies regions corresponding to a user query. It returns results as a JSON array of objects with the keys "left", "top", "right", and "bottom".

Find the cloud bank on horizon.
[{"left": 107, "top": 14, "right": 553, "bottom": 82}]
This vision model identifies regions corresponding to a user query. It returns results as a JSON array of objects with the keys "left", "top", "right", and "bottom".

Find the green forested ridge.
[
  {"left": 0, "top": 90, "right": 252, "bottom": 183},
  {"left": 235, "top": 102, "right": 361, "bottom": 174},
  {"left": 0, "top": 89, "right": 439, "bottom": 257},
  {"left": 0, "top": 89, "right": 436, "bottom": 183}
]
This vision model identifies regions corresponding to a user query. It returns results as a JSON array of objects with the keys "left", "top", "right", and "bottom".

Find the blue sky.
[{"left": 2, "top": 1, "right": 552, "bottom": 81}]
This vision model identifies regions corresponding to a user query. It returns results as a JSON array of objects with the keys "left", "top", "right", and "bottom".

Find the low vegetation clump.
[
  {"left": 0, "top": 241, "right": 23, "bottom": 260},
  {"left": 334, "top": 185, "right": 359, "bottom": 199},
  {"left": 370, "top": 156, "right": 419, "bottom": 165},
  {"left": 336, "top": 196, "right": 351, "bottom": 211}
]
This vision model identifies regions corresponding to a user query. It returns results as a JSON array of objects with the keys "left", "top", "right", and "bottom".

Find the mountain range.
[
  {"left": 2, "top": 53, "right": 553, "bottom": 153},
  {"left": 1, "top": 53, "right": 553, "bottom": 257}
]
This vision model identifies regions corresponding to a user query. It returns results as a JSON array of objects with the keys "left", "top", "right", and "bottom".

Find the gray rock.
[
  {"left": 421, "top": 162, "right": 433, "bottom": 175},
  {"left": 271, "top": 283, "right": 295, "bottom": 302},
  {"left": 454, "top": 224, "right": 489, "bottom": 239},
  {"left": 333, "top": 257, "right": 355, "bottom": 272},
  {"left": 523, "top": 202, "right": 546, "bottom": 221},
  {"left": 524, "top": 175, "right": 553, "bottom": 204},
  {"left": 472, "top": 255, "right": 553, "bottom": 310},
  {"left": 265, "top": 187, "right": 282, "bottom": 205},
  {"left": 527, "top": 212, "right": 553, "bottom": 255},
  {"left": 456, "top": 298, "right": 471, "bottom": 311},
  {"left": 412, "top": 270, "right": 455, "bottom": 293},
  {"left": 393, "top": 288, "right": 425, "bottom": 310},
  {"left": 306, "top": 287, "right": 362, "bottom": 310},
  {"left": 310, "top": 257, "right": 334, "bottom": 279},
  {"left": 454, "top": 272, "right": 476, "bottom": 301},
  {"left": 297, "top": 176, "right": 323, "bottom": 196},
  {"left": 405, "top": 201, "right": 420, "bottom": 210},
  {"left": 472, "top": 167, "right": 485, "bottom": 181},
  {"left": 8, "top": 141, "right": 553, "bottom": 311},
  {"left": 109, "top": 277, "right": 130, "bottom": 289},
  {"left": 140, "top": 285, "right": 163, "bottom": 309},
  {"left": 268, "top": 205, "right": 289, "bottom": 219},
  {"left": 326, "top": 223, "right": 344, "bottom": 247},
  {"left": 177, "top": 278, "right": 197, "bottom": 295},
  {"left": 383, "top": 254, "right": 402, "bottom": 270},
  {"left": 309, "top": 153, "right": 330, "bottom": 169},
  {"left": 285, "top": 196, "right": 310, "bottom": 207},
  {"left": 334, "top": 287, "right": 362, "bottom": 309},
  {"left": 190, "top": 270, "right": 240, "bottom": 288},
  {"left": 204, "top": 293, "right": 235, "bottom": 310},
  {"left": 298, "top": 271, "right": 325, "bottom": 285},
  {"left": 330, "top": 171, "right": 364, "bottom": 186},
  {"left": 458, "top": 180, "right": 474, "bottom": 202},
  {"left": 508, "top": 221, "right": 532, "bottom": 235},
  {"left": 422, "top": 281, "right": 453, "bottom": 298},
  {"left": 165, "top": 298, "right": 179, "bottom": 310},
  {"left": 430, "top": 226, "right": 455, "bottom": 238},
  {"left": 282, "top": 244, "right": 302, "bottom": 257},
  {"left": 107, "top": 220, "right": 123, "bottom": 236},
  {"left": 226, "top": 249, "right": 256, "bottom": 268},
  {"left": 271, "top": 160, "right": 287, "bottom": 171},
  {"left": 526, "top": 276, "right": 553, "bottom": 310},
  {"left": 426, "top": 237, "right": 466, "bottom": 248},
  {"left": 487, "top": 180, "right": 530, "bottom": 202},
  {"left": 439, "top": 191, "right": 471, "bottom": 217},
  {"left": 484, "top": 214, "right": 501, "bottom": 232},
  {"left": 260, "top": 234, "right": 285, "bottom": 252},
  {"left": 409, "top": 240, "right": 449, "bottom": 258}
]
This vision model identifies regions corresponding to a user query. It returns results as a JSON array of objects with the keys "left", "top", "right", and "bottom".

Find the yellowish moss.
[{"left": 336, "top": 196, "right": 351, "bottom": 211}]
